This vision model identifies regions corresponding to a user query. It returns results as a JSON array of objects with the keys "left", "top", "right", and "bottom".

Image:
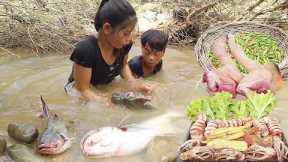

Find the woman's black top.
[{"left": 68, "top": 35, "right": 132, "bottom": 85}]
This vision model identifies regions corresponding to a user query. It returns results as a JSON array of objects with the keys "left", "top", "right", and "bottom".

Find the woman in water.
[{"left": 65, "top": 0, "right": 152, "bottom": 100}]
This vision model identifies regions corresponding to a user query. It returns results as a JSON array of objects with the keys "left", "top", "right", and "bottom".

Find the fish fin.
[
  {"left": 55, "top": 136, "right": 72, "bottom": 154},
  {"left": 117, "top": 114, "right": 132, "bottom": 128},
  {"left": 40, "top": 95, "right": 50, "bottom": 119},
  {"left": 60, "top": 133, "right": 74, "bottom": 143},
  {"left": 59, "top": 133, "right": 69, "bottom": 141}
]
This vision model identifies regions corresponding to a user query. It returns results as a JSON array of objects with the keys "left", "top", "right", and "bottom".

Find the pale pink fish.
[
  {"left": 80, "top": 127, "right": 156, "bottom": 157},
  {"left": 80, "top": 113, "right": 180, "bottom": 158}
]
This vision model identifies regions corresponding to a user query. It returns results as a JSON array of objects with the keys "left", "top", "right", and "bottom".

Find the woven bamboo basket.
[{"left": 194, "top": 21, "right": 288, "bottom": 80}]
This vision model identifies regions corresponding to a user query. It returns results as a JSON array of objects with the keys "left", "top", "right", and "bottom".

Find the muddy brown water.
[{"left": 0, "top": 43, "right": 287, "bottom": 162}]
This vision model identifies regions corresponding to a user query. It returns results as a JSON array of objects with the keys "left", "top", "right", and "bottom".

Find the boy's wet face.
[
  {"left": 142, "top": 45, "right": 164, "bottom": 67},
  {"left": 107, "top": 21, "right": 136, "bottom": 49}
]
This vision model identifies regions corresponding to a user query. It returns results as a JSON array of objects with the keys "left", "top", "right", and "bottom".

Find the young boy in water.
[{"left": 129, "top": 29, "right": 169, "bottom": 78}]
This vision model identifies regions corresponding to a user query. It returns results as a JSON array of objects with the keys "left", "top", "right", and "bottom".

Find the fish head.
[
  {"left": 111, "top": 92, "right": 125, "bottom": 104},
  {"left": 80, "top": 127, "right": 122, "bottom": 157},
  {"left": 112, "top": 92, "right": 151, "bottom": 103},
  {"left": 37, "top": 129, "right": 70, "bottom": 155},
  {"left": 38, "top": 96, "right": 71, "bottom": 155},
  {"left": 111, "top": 92, "right": 136, "bottom": 102},
  {"left": 126, "top": 92, "right": 151, "bottom": 102}
]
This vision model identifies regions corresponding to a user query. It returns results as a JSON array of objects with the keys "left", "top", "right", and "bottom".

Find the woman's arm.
[
  {"left": 121, "top": 55, "right": 152, "bottom": 94},
  {"left": 121, "top": 55, "right": 136, "bottom": 82},
  {"left": 73, "top": 63, "right": 102, "bottom": 101}
]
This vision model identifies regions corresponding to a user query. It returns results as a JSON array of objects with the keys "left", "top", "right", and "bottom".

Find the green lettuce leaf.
[
  {"left": 209, "top": 92, "right": 233, "bottom": 120},
  {"left": 186, "top": 98, "right": 204, "bottom": 119},
  {"left": 202, "top": 99, "right": 215, "bottom": 119},
  {"left": 185, "top": 91, "right": 277, "bottom": 120},
  {"left": 230, "top": 100, "right": 250, "bottom": 118},
  {"left": 245, "top": 91, "right": 277, "bottom": 119}
]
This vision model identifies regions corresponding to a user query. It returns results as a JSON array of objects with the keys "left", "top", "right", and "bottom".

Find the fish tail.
[{"left": 40, "top": 95, "right": 50, "bottom": 119}]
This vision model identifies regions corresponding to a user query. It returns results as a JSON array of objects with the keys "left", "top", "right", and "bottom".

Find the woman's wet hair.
[
  {"left": 94, "top": 0, "right": 137, "bottom": 31},
  {"left": 141, "top": 29, "right": 169, "bottom": 51}
]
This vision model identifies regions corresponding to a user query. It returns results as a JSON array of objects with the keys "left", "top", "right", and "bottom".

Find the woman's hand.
[
  {"left": 73, "top": 63, "right": 109, "bottom": 102},
  {"left": 138, "top": 83, "right": 153, "bottom": 94},
  {"left": 131, "top": 81, "right": 153, "bottom": 94},
  {"left": 120, "top": 55, "right": 153, "bottom": 94}
]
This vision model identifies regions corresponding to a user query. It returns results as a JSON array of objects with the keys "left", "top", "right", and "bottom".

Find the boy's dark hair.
[
  {"left": 141, "top": 29, "right": 169, "bottom": 51},
  {"left": 94, "top": 0, "right": 137, "bottom": 31}
]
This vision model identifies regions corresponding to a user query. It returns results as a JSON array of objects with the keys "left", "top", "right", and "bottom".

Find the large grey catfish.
[{"left": 37, "top": 96, "right": 72, "bottom": 155}]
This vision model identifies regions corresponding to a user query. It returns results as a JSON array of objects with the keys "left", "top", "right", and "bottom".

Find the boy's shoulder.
[
  {"left": 129, "top": 56, "right": 143, "bottom": 77},
  {"left": 129, "top": 56, "right": 142, "bottom": 65},
  {"left": 154, "top": 60, "right": 162, "bottom": 74}
]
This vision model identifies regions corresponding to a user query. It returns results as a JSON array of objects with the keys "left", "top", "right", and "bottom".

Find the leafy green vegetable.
[
  {"left": 186, "top": 92, "right": 234, "bottom": 120},
  {"left": 186, "top": 98, "right": 205, "bottom": 118},
  {"left": 245, "top": 91, "right": 277, "bottom": 119},
  {"left": 208, "top": 32, "right": 284, "bottom": 74},
  {"left": 202, "top": 99, "right": 215, "bottom": 119},
  {"left": 229, "top": 100, "right": 249, "bottom": 119},
  {"left": 208, "top": 93, "right": 233, "bottom": 120},
  {"left": 186, "top": 91, "right": 277, "bottom": 120}
]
